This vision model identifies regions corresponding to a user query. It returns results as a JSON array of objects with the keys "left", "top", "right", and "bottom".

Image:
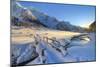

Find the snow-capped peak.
[{"left": 11, "top": 1, "right": 85, "bottom": 32}]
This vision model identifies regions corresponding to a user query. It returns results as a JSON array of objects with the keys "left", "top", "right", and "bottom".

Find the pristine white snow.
[
  {"left": 26, "top": 32, "right": 95, "bottom": 65},
  {"left": 11, "top": 27, "right": 96, "bottom": 65}
]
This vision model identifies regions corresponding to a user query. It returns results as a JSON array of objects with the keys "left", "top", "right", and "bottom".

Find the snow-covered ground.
[{"left": 11, "top": 27, "right": 96, "bottom": 65}]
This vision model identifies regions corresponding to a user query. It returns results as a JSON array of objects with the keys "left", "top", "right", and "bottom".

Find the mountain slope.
[
  {"left": 89, "top": 21, "right": 96, "bottom": 32},
  {"left": 11, "top": 1, "right": 85, "bottom": 32}
]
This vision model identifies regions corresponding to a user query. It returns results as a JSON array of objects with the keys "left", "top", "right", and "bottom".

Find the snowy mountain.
[
  {"left": 11, "top": 1, "right": 85, "bottom": 32},
  {"left": 12, "top": 0, "right": 37, "bottom": 25}
]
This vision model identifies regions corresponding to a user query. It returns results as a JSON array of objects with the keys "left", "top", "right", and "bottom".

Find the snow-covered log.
[{"left": 11, "top": 43, "right": 38, "bottom": 66}]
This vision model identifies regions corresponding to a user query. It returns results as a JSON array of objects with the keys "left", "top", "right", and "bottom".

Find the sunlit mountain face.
[{"left": 18, "top": 1, "right": 96, "bottom": 27}]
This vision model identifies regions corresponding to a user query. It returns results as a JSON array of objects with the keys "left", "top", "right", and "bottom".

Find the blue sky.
[{"left": 18, "top": 1, "right": 95, "bottom": 27}]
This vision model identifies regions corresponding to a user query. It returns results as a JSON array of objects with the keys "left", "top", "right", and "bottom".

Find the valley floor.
[{"left": 11, "top": 26, "right": 96, "bottom": 65}]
